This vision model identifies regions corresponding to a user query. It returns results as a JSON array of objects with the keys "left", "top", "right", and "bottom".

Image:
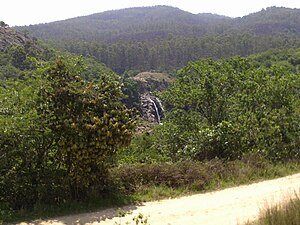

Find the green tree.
[
  {"left": 158, "top": 57, "right": 299, "bottom": 161},
  {"left": 40, "top": 58, "right": 136, "bottom": 197},
  {"left": 0, "top": 76, "right": 62, "bottom": 211},
  {"left": 9, "top": 45, "right": 28, "bottom": 70}
]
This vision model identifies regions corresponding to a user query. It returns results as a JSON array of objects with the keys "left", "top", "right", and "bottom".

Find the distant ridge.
[{"left": 17, "top": 6, "right": 300, "bottom": 74}]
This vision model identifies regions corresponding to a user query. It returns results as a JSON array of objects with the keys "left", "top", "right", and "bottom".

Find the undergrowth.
[
  {"left": 112, "top": 154, "right": 300, "bottom": 197},
  {"left": 3, "top": 154, "right": 300, "bottom": 223}
]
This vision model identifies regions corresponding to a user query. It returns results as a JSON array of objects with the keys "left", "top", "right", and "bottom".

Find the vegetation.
[
  {"left": 39, "top": 58, "right": 136, "bottom": 196},
  {"left": 19, "top": 6, "right": 300, "bottom": 74},
  {"left": 0, "top": 55, "right": 136, "bottom": 220},
  {"left": 1, "top": 7, "right": 300, "bottom": 224},
  {"left": 123, "top": 57, "right": 299, "bottom": 163},
  {"left": 246, "top": 194, "right": 300, "bottom": 225}
]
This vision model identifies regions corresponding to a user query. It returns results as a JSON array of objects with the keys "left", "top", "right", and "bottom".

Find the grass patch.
[
  {"left": 246, "top": 193, "right": 300, "bottom": 225},
  {"left": 112, "top": 154, "right": 300, "bottom": 198}
]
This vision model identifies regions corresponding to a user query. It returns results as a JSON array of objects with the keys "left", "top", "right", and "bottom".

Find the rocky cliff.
[
  {"left": 0, "top": 27, "right": 31, "bottom": 51},
  {"left": 131, "top": 72, "right": 173, "bottom": 126}
]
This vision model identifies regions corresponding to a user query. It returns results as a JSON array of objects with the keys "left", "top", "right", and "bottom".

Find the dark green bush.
[{"left": 158, "top": 57, "right": 300, "bottom": 161}]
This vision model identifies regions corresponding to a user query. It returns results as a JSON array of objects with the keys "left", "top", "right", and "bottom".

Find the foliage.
[
  {"left": 39, "top": 57, "right": 137, "bottom": 196},
  {"left": 115, "top": 212, "right": 150, "bottom": 225},
  {"left": 3, "top": 155, "right": 300, "bottom": 222},
  {"left": 250, "top": 48, "right": 300, "bottom": 73},
  {"left": 0, "top": 55, "right": 137, "bottom": 217},
  {"left": 112, "top": 154, "right": 300, "bottom": 196},
  {"left": 19, "top": 6, "right": 300, "bottom": 73},
  {"left": 0, "top": 33, "right": 55, "bottom": 80},
  {"left": 154, "top": 57, "right": 300, "bottom": 161},
  {"left": 0, "top": 76, "right": 67, "bottom": 211},
  {"left": 120, "top": 75, "right": 141, "bottom": 110},
  {"left": 0, "top": 21, "right": 9, "bottom": 28},
  {"left": 117, "top": 130, "right": 171, "bottom": 165}
]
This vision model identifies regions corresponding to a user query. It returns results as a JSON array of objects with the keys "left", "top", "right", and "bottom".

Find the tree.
[
  {"left": 159, "top": 57, "right": 300, "bottom": 161},
  {"left": 0, "top": 76, "right": 60, "bottom": 210},
  {"left": 40, "top": 58, "right": 136, "bottom": 197}
]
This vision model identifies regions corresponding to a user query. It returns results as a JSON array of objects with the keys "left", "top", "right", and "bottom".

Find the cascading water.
[
  {"left": 141, "top": 93, "right": 164, "bottom": 123},
  {"left": 155, "top": 97, "right": 164, "bottom": 115},
  {"left": 148, "top": 97, "right": 161, "bottom": 123}
]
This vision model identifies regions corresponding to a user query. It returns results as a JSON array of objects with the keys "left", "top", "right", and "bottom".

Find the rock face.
[
  {"left": 141, "top": 93, "right": 164, "bottom": 123},
  {"left": 132, "top": 72, "right": 173, "bottom": 124},
  {"left": 0, "top": 27, "right": 29, "bottom": 51},
  {"left": 132, "top": 72, "right": 172, "bottom": 93}
]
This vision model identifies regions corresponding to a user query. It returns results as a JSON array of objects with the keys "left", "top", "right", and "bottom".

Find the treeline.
[
  {"left": 63, "top": 33, "right": 300, "bottom": 74},
  {"left": 122, "top": 57, "right": 300, "bottom": 163},
  {"left": 19, "top": 6, "right": 300, "bottom": 74},
  {"left": 0, "top": 26, "right": 114, "bottom": 81}
]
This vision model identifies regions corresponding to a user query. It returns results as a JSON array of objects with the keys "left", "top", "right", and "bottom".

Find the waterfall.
[
  {"left": 149, "top": 97, "right": 161, "bottom": 123},
  {"left": 155, "top": 97, "right": 164, "bottom": 114},
  {"left": 140, "top": 93, "right": 164, "bottom": 123}
]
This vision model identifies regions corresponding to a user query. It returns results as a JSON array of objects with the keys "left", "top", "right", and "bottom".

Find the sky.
[{"left": 2, "top": 0, "right": 300, "bottom": 26}]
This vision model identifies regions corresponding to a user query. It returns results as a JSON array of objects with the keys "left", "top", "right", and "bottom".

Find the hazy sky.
[{"left": 2, "top": 0, "right": 300, "bottom": 26}]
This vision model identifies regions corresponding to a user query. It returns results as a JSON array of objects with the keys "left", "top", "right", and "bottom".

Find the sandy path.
[{"left": 18, "top": 173, "right": 300, "bottom": 225}]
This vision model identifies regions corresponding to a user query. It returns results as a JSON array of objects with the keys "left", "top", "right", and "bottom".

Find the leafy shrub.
[
  {"left": 158, "top": 57, "right": 300, "bottom": 161},
  {"left": 111, "top": 154, "right": 286, "bottom": 195},
  {"left": 0, "top": 57, "right": 137, "bottom": 213},
  {"left": 111, "top": 161, "right": 211, "bottom": 193}
]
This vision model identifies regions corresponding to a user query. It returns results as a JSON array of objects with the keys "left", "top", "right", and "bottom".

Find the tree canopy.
[
  {"left": 154, "top": 57, "right": 300, "bottom": 161},
  {"left": 0, "top": 56, "right": 137, "bottom": 210}
]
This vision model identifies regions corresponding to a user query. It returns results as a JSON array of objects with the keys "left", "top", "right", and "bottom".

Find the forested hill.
[
  {"left": 0, "top": 26, "right": 114, "bottom": 81},
  {"left": 20, "top": 6, "right": 231, "bottom": 42},
  {"left": 18, "top": 6, "right": 300, "bottom": 74}
]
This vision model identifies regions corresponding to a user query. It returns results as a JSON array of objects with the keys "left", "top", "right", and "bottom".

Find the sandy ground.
[{"left": 17, "top": 173, "right": 300, "bottom": 225}]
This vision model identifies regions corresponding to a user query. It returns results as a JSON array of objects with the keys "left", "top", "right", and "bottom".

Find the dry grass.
[{"left": 246, "top": 192, "right": 300, "bottom": 225}]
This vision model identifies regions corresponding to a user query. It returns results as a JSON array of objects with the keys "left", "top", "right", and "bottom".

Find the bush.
[
  {"left": 111, "top": 161, "right": 211, "bottom": 193},
  {"left": 158, "top": 57, "right": 300, "bottom": 161},
  {"left": 111, "top": 154, "right": 287, "bottom": 195}
]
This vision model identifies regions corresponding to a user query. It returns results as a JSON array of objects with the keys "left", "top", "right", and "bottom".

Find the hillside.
[
  {"left": 0, "top": 26, "right": 113, "bottom": 81},
  {"left": 236, "top": 6, "right": 300, "bottom": 35},
  {"left": 17, "top": 6, "right": 300, "bottom": 74},
  {"left": 0, "top": 26, "right": 55, "bottom": 79},
  {"left": 0, "top": 26, "right": 31, "bottom": 51},
  {"left": 21, "top": 6, "right": 230, "bottom": 43}
]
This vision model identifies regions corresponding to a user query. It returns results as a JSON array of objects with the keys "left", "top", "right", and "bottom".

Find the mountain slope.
[
  {"left": 236, "top": 6, "right": 300, "bottom": 35},
  {"left": 18, "top": 6, "right": 300, "bottom": 74},
  {"left": 22, "top": 6, "right": 231, "bottom": 43},
  {"left": 0, "top": 26, "right": 31, "bottom": 51},
  {"left": 0, "top": 26, "right": 113, "bottom": 81}
]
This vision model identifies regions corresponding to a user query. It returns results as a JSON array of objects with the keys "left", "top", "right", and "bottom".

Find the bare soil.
[{"left": 17, "top": 173, "right": 300, "bottom": 225}]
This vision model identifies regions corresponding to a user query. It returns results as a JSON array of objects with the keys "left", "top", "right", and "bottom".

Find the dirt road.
[{"left": 18, "top": 173, "right": 300, "bottom": 225}]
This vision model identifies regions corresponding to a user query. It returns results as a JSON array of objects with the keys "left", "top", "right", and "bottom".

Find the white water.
[{"left": 148, "top": 97, "right": 161, "bottom": 123}]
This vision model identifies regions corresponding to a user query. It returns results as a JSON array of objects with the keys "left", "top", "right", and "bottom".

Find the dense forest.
[
  {"left": 0, "top": 5, "right": 300, "bottom": 223},
  {"left": 19, "top": 6, "right": 300, "bottom": 73}
]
